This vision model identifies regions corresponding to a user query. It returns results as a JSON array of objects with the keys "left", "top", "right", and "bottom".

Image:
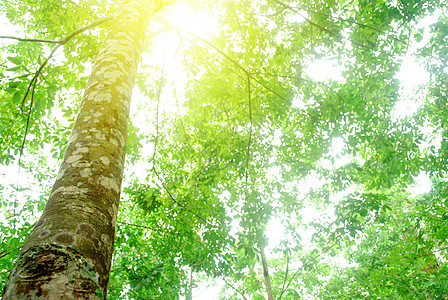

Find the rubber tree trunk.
[{"left": 2, "top": 0, "right": 168, "bottom": 298}]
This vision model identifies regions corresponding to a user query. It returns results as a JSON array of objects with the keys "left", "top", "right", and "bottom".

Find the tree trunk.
[
  {"left": 185, "top": 268, "right": 193, "bottom": 300},
  {"left": 259, "top": 243, "right": 274, "bottom": 300},
  {"left": 2, "top": 0, "right": 168, "bottom": 298}
]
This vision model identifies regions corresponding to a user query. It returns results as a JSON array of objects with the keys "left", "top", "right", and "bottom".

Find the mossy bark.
[{"left": 2, "top": 0, "right": 168, "bottom": 298}]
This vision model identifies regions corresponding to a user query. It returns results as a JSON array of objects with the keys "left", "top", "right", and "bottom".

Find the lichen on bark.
[{"left": 3, "top": 244, "right": 101, "bottom": 299}]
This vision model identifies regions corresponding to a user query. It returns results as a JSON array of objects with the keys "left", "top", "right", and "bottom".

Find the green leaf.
[
  {"left": 12, "top": 92, "right": 22, "bottom": 104},
  {"left": 6, "top": 66, "right": 21, "bottom": 72},
  {"left": 7, "top": 56, "right": 22, "bottom": 65}
]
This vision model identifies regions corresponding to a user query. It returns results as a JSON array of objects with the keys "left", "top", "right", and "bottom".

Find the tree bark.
[
  {"left": 259, "top": 243, "right": 274, "bottom": 300},
  {"left": 2, "top": 0, "right": 168, "bottom": 298}
]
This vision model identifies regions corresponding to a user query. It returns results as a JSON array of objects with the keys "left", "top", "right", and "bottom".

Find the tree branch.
[
  {"left": 0, "top": 36, "right": 60, "bottom": 44},
  {"left": 244, "top": 74, "right": 253, "bottom": 194},
  {"left": 117, "top": 221, "right": 156, "bottom": 231},
  {"left": 280, "top": 236, "right": 342, "bottom": 297},
  {"left": 59, "top": 15, "right": 114, "bottom": 45},
  {"left": 20, "top": 46, "right": 59, "bottom": 112},
  {"left": 170, "top": 25, "right": 291, "bottom": 107},
  {"left": 222, "top": 277, "right": 249, "bottom": 300},
  {"left": 270, "top": 0, "right": 391, "bottom": 53},
  {"left": 278, "top": 251, "right": 290, "bottom": 300},
  {"left": 288, "top": 4, "right": 406, "bottom": 45},
  {"left": 18, "top": 15, "right": 114, "bottom": 116},
  {"left": 0, "top": 15, "right": 113, "bottom": 45},
  {"left": 149, "top": 34, "right": 211, "bottom": 226},
  {"left": 0, "top": 247, "right": 19, "bottom": 259}
]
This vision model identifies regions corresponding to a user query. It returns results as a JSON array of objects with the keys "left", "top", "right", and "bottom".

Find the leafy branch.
[
  {"left": 282, "top": 3, "right": 406, "bottom": 45},
  {"left": 277, "top": 236, "right": 342, "bottom": 299},
  {"left": 222, "top": 277, "right": 249, "bottom": 300},
  {"left": 166, "top": 22, "right": 290, "bottom": 104},
  {"left": 117, "top": 221, "right": 157, "bottom": 231},
  {"left": 149, "top": 32, "right": 211, "bottom": 226},
  {"left": 0, "top": 36, "right": 63, "bottom": 44},
  {"left": 0, "top": 244, "right": 21, "bottom": 259},
  {"left": 244, "top": 74, "right": 253, "bottom": 194},
  {"left": 0, "top": 15, "right": 114, "bottom": 46},
  {"left": 270, "top": 0, "right": 400, "bottom": 53},
  {"left": 169, "top": 24, "right": 281, "bottom": 298},
  {"left": 279, "top": 251, "right": 290, "bottom": 299}
]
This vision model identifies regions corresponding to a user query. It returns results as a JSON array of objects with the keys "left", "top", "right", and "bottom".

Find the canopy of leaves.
[{"left": 1, "top": 0, "right": 448, "bottom": 298}]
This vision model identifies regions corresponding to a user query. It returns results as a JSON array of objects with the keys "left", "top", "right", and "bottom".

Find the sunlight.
[
  {"left": 291, "top": 94, "right": 306, "bottom": 110},
  {"left": 418, "top": 124, "right": 442, "bottom": 153},
  {"left": 391, "top": 56, "right": 429, "bottom": 120},
  {"left": 165, "top": 3, "right": 217, "bottom": 39},
  {"left": 392, "top": 98, "right": 422, "bottom": 120},
  {"left": 320, "top": 137, "right": 351, "bottom": 169},
  {"left": 391, "top": 12, "right": 436, "bottom": 121},
  {"left": 284, "top": 10, "right": 307, "bottom": 24},
  {"left": 0, "top": 24, "right": 16, "bottom": 48},
  {"left": 410, "top": 172, "right": 432, "bottom": 197},
  {"left": 265, "top": 217, "right": 284, "bottom": 252},
  {"left": 397, "top": 56, "right": 429, "bottom": 92},
  {"left": 130, "top": 2, "right": 218, "bottom": 130},
  {"left": 128, "top": 4, "right": 218, "bottom": 165},
  {"left": 305, "top": 59, "right": 344, "bottom": 82},
  {"left": 194, "top": 279, "right": 224, "bottom": 299},
  {"left": 328, "top": 137, "right": 345, "bottom": 156}
]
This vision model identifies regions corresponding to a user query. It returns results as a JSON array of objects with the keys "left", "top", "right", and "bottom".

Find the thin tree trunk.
[
  {"left": 2, "top": 0, "right": 168, "bottom": 298},
  {"left": 186, "top": 268, "right": 193, "bottom": 300},
  {"left": 260, "top": 243, "right": 274, "bottom": 300}
]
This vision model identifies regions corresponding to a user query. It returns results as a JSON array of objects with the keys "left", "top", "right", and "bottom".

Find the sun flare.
[{"left": 164, "top": 2, "right": 217, "bottom": 39}]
